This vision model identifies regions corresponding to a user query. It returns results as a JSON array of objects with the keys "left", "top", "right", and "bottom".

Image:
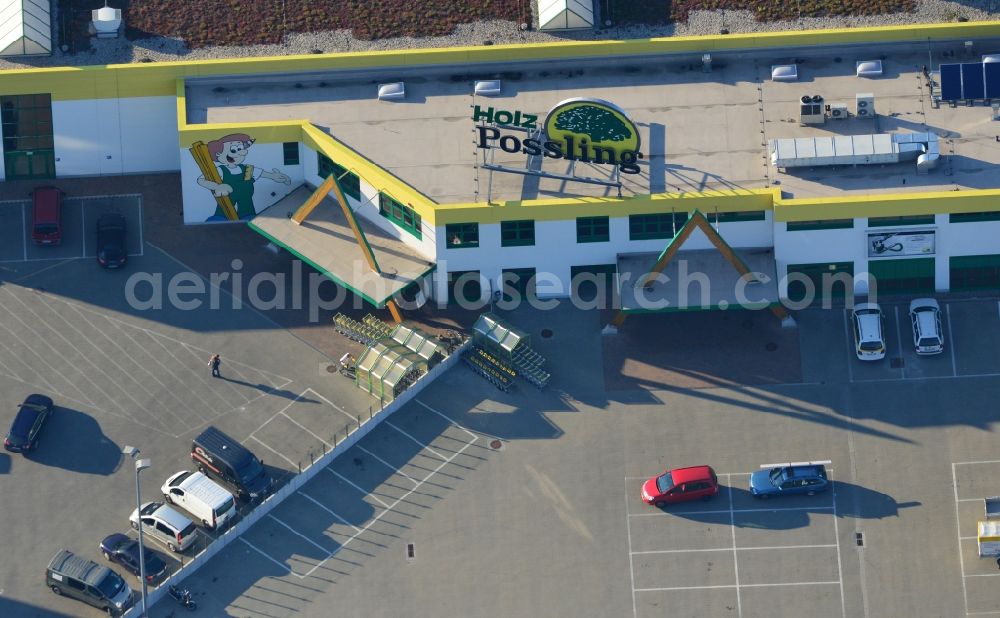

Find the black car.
[
  {"left": 100, "top": 533, "right": 167, "bottom": 584},
  {"left": 4, "top": 393, "right": 53, "bottom": 453},
  {"left": 96, "top": 213, "right": 127, "bottom": 268}
]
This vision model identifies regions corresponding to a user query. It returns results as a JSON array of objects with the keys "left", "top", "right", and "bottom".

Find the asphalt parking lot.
[
  {"left": 159, "top": 298, "right": 1000, "bottom": 618},
  {"left": 0, "top": 192, "right": 375, "bottom": 617}
]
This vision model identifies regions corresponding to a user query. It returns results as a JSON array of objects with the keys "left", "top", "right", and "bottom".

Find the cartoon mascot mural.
[{"left": 190, "top": 133, "right": 291, "bottom": 222}]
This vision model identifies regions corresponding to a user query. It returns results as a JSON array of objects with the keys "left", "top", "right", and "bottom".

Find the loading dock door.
[
  {"left": 950, "top": 255, "right": 1000, "bottom": 292},
  {"left": 786, "top": 262, "right": 854, "bottom": 304},
  {"left": 867, "top": 258, "right": 935, "bottom": 295},
  {"left": 571, "top": 264, "right": 616, "bottom": 304}
]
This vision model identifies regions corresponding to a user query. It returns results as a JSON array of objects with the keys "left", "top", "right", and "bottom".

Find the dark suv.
[
  {"left": 4, "top": 394, "right": 53, "bottom": 453},
  {"left": 96, "top": 213, "right": 127, "bottom": 269}
]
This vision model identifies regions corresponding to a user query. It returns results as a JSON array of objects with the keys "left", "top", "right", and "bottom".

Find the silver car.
[
  {"left": 129, "top": 502, "right": 198, "bottom": 553},
  {"left": 909, "top": 298, "right": 944, "bottom": 355}
]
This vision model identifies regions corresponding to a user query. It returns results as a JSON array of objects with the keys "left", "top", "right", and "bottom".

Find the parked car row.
[
  {"left": 38, "top": 425, "right": 274, "bottom": 616},
  {"left": 27, "top": 185, "right": 128, "bottom": 268},
  {"left": 641, "top": 461, "right": 831, "bottom": 507},
  {"left": 851, "top": 299, "right": 945, "bottom": 361}
]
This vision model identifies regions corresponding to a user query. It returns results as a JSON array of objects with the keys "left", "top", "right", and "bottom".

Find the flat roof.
[
  {"left": 186, "top": 40, "right": 1000, "bottom": 205},
  {"left": 248, "top": 186, "right": 435, "bottom": 306},
  {"left": 617, "top": 248, "right": 779, "bottom": 312}
]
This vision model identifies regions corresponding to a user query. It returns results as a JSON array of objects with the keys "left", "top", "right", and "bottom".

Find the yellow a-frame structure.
[
  {"left": 611, "top": 209, "right": 788, "bottom": 327},
  {"left": 292, "top": 173, "right": 403, "bottom": 323}
]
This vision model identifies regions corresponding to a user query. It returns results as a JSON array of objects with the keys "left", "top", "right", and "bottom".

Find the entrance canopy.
[
  {"left": 617, "top": 248, "right": 779, "bottom": 313},
  {"left": 0, "top": 0, "right": 50, "bottom": 56},
  {"left": 249, "top": 185, "right": 435, "bottom": 307}
]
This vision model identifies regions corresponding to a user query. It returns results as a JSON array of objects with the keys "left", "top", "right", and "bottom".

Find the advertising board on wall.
[{"left": 866, "top": 229, "right": 935, "bottom": 258}]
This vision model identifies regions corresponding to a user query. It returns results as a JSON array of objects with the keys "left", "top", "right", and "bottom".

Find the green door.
[
  {"left": 4, "top": 150, "right": 55, "bottom": 180},
  {"left": 867, "top": 258, "right": 935, "bottom": 295},
  {"left": 950, "top": 254, "right": 1000, "bottom": 291},
  {"left": 571, "top": 264, "right": 617, "bottom": 304},
  {"left": 447, "top": 270, "right": 481, "bottom": 306},
  {"left": 786, "top": 262, "right": 854, "bottom": 304},
  {"left": 501, "top": 268, "right": 536, "bottom": 303}
]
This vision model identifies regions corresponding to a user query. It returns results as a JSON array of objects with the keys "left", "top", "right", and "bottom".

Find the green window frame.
[
  {"left": 950, "top": 211, "right": 1000, "bottom": 223},
  {"left": 317, "top": 153, "right": 361, "bottom": 201},
  {"left": 712, "top": 210, "right": 766, "bottom": 223},
  {"left": 501, "top": 220, "right": 535, "bottom": 247},
  {"left": 629, "top": 212, "right": 688, "bottom": 241},
  {"left": 867, "top": 214, "right": 935, "bottom": 227},
  {"left": 378, "top": 193, "right": 422, "bottom": 239},
  {"left": 576, "top": 216, "right": 609, "bottom": 243},
  {"left": 446, "top": 223, "right": 479, "bottom": 249},
  {"left": 282, "top": 142, "right": 299, "bottom": 166},
  {"left": 786, "top": 219, "right": 854, "bottom": 231}
]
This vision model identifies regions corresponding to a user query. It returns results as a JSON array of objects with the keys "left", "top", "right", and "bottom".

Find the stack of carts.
[
  {"left": 333, "top": 313, "right": 391, "bottom": 346},
  {"left": 462, "top": 348, "right": 514, "bottom": 392},
  {"left": 511, "top": 344, "right": 549, "bottom": 389},
  {"left": 468, "top": 313, "right": 551, "bottom": 390}
]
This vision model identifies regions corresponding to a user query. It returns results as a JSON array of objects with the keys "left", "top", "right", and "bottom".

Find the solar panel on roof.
[
  {"left": 962, "top": 63, "right": 986, "bottom": 99},
  {"left": 940, "top": 63, "right": 962, "bottom": 101},
  {"left": 986, "top": 62, "right": 1000, "bottom": 98}
]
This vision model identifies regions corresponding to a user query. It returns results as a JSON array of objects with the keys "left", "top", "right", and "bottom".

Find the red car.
[
  {"left": 641, "top": 465, "right": 719, "bottom": 507},
  {"left": 30, "top": 186, "right": 63, "bottom": 245}
]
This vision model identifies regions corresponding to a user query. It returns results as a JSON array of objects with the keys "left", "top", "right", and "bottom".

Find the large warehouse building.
[{"left": 4, "top": 22, "right": 1000, "bottom": 316}]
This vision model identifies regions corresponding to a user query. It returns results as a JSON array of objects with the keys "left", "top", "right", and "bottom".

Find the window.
[
  {"left": 576, "top": 216, "right": 609, "bottom": 243},
  {"left": 501, "top": 220, "right": 535, "bottom": 247},
  {"left": 446, "top": 223, "right": 479, "bottom": 248},
  {"left": 1, "top": 94, "right": 53, "bottom": 153},
  {"left": 868, "top": 214, "right": 935, "bottom": 227},
  {"left": 282, "top": 142, "right": 299, "bottom": 166},
  {"left": 66, "top": 578, "right": 86, "bottom": 592},
  {"left": 317, "top": 153, "right": 361, "bottom": 201},
  {"left": 712, "top": 210, "right": 766, "bottom": 223},
  {"left": 950, "top": 211, "right": 1000, "bottom": 223},
  {"left": 378, "top": 193, "right": 422, "bottom": 239},
  {"left": 629, "top": 212, "right": 688, "bottom": 240},
  {"left": 786, "top": 219, "right": 854, "bottom": 231}
]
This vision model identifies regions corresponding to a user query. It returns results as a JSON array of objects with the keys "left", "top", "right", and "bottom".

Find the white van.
[{"left": 161, "top": 470, "right": 237, "bottom": 531}]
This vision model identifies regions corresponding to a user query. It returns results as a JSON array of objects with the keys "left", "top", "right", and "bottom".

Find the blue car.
[{"left": 749, "top": 461, "right": 830, "bottom": 499}]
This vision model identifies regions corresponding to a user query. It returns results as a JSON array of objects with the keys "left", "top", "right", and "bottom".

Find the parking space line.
[
  {"left": 629, "top": 505, "right": 834, "bottom": 517},
  {"left": 250, "top": 434, "right": 298, "bottom": 468},
  {"left": 956, "top": 459, "right": 1000, "bottom": 466},
  {"left": 136, "top": 196, "right": 145, "bottom": 256},
  {"left": 968, "top": 611, "right": 1000, "bottom": 616},
  {"left": 632, "top": 547, "right": 731, "bottom": 555},
  {"left": 844, "top": 310, "right": 855, "bottom": 383},
  {"left": 960, "top": 536, "right": 977, "bottom": 540},
  {"left": 138, "top": 329, "right": 237, "bottom": 411},
  {"left": 299, "top": 435, "right": 478, "bottom": 579},
  {"left": 831, "top": 479, "right": 847, "bottom": 618},
  {"left": 625, "top": 478, "right": 638, "bottom": 618},
  {"left": 280, "top": 410, "right": 332, "bottom": 448},
  {"left": 953, "top": 463, "right": 971, "bottom": 616},
  {"left": 958, "top": 498, "right": 985, "bottom": 502},
  {"left": 966, "top": 573, "right": 1000, "bottom": 578},
  {"left": 298, "top": 491, "right": 362, "bottom": 533},
  {"left": 415, "top": 399, "right": 481, "bottom": 441},
  {"left": 80, "top": 201, "right": 86, "bottom": 258},
  {"left": 894, "top": 305, "right": 906, "bottom": 379},
  {"left": 326, "top": 468, "right": 390, "bottom": 508},
  {"left": 727, "top": 478, "right": 743, "bottom": 617},
  {"left": 385, "top": 421, "right": 448, "bottom": 461},
  {"left": 636, "top": 581, "right": 840, "bottom": 593},
  {"left": 356, "top": 445, "right": 419, "bottom": 487},
  {"left": 946, "top": 304, "right": 959, "bottom": 377},
  {"left": 238, "top": 537, "right": 293, "bottom": 575},
  {"left": 267, "top": 514, "right": 333, "bottom": 553}
]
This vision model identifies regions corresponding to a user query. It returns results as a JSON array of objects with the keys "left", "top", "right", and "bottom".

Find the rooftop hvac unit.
[
  {"left": 856, "top": 93, "right": 875, "bottom": 118},
  {"left": 829, "top": 104, "right": 849, "bottom": 119},
  {"left": 800, "top": 100, "right": 825, "bottom": 125}
]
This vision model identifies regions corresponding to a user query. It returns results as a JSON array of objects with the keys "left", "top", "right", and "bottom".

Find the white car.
[
  {"left": 909, "top": 298, "right": 944, "bottom": 355},
  {"left": 161, "top": 470, "right": 237, "bottom": 531},
  {"left": 852, "top": 303, "right": 886, "bottom": 361}
]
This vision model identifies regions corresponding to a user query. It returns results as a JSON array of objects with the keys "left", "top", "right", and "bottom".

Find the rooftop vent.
[
  {"left": 856, "top": 60, "right": 883, "bottom": 78},
  {"left": 771, "top": 64, "right": 798, "bottom": 82},
  {"left": 378, "top": 82, "right": 405, "bottom": 102},
  {"left": 474, "top": 80, "right": 501, "bottom": 97},
  {"left": 92, "top": 3, "right": 121, "bottom": 39}
]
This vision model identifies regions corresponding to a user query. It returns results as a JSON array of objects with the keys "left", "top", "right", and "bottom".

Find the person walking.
[{"left": 208, "top": 354, "right": 221, "bottom": 378}]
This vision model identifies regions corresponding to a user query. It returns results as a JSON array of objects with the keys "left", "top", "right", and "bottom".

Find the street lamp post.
[{"left": 123, "top": 446, "right": 151, "bottom": 618}]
